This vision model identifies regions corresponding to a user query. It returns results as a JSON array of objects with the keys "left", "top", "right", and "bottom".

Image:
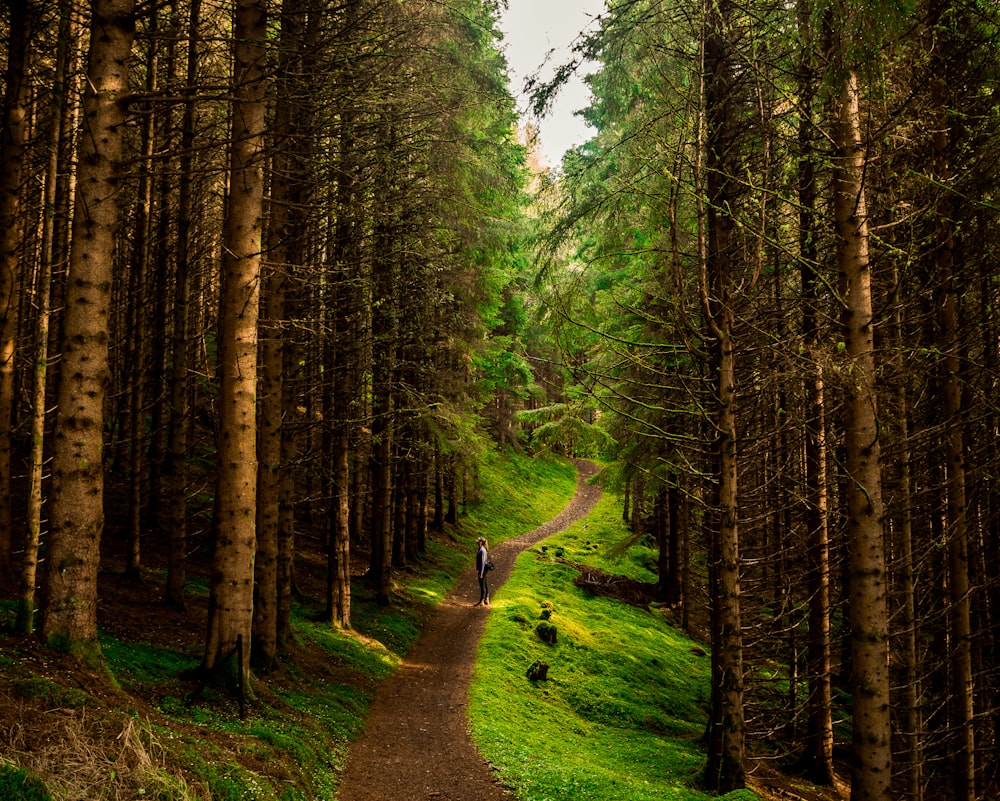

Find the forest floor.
[
  {"left": 336, "top": 458, "right": 603, "bottom": 801},
  {"left": 0, "top": 457, "right": 849, "bottom": 801},
  {"left": 335, "top": 461, "right": 848, "bottom": 801}
]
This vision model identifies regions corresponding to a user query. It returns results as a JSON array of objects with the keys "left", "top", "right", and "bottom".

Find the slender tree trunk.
[
  {"left": 432, "top": 447, "right": 444, "bottom": 532},
  {"left": 369, "top": 124, "right": 397, "bottom": 604},
  {"left": 798, "top": 0, "right": 834, "bottom": 781},
  {"left": 124, "top": 12, "right": 158, "bottom": 582},
  {"left": 276, "top": 363, "right": 297, "bottom": 648},
  {"left": 327, "top": 30, "right": 359, "bottom": 624},
  {"left": 392, "top": 459, "right": 406, "bottom": 568},
  {"left": 701, "top": 0, "right": 745, "bottom": 788},
  {"left": 926, "top": 2, "right": 974, "bottom": 794},
  {"left": 164, "top": 0, "right": 202, "bottom": 610},
  {"left": 655, "top": 483, "right": 669, "bottom": 601},
  {"left": 20, "top": 0, "right": 74, "bottom": 633},
  {"left": 41, "top": 0, "right": 138, "bottom": 660},
  {"left": 890, "top": 263, "right": 921, "bottom": 799},
  {"left": 829, "top": 62, "right": 891, "bottom": 801},
  {"left": 203, "top": 0, "right": 267, "bottom": 685},
  {"left": 0, "top": 0, "right": 33, "bottom": 575},
  {"left": 254, "top": 0, "right": 305, "bottom": 671},
  {"left": 932, "top": 62, "right": 974, "bottom": 801},
  {"left": 666, "top": 476, "right": 682, "bottom": 606}
]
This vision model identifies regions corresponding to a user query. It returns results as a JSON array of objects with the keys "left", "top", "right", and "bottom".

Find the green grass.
[
  {"left": 39, "top": 449, "right": 579, "bottom": 801},
  {"left": 469, "top": 485, "right": 760, "bottom": 801},
  {"left": 0, "top": 762, "right": 51, "bottom": 801},
  {"left": 464, "top": 451, "right": 578, "bottom": 545}
]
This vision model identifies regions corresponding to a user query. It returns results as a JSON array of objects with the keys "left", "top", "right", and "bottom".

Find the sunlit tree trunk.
[
  {"left": 203, "top": 0, "right": 267, "bottom": 685},
  {"left": 829, "top": 60, "right": 891, "bottom": 801},
  {"left": 41, "top": 0, "right": 138, "bottom": 660},
  {"left": 254, "top": 0, "right": 305, "bottom": 671}
]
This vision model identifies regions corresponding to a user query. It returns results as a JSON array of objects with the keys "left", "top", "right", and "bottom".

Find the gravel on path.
[{"left": 336, "top": 460, "right": 602, "bottom": 801}]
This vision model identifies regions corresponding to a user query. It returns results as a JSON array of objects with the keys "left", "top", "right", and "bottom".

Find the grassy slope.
[{"left": 469, "top": 489, "right": 760, "bottom": 801}]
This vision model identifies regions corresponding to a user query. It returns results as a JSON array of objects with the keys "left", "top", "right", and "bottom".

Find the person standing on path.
[
  {"left": 474, "top": 536, "right": 490, "bottom": 606},
  {"left": 336, "top": 460, "right": 600, "bottom": 801}
]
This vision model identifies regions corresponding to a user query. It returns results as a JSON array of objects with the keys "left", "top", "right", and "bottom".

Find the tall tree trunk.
[
  {"left": 701, "top": 0, "right": 745, "bottom": 788},
  {"left": 798, "top": 0, "right": 834, "bottom": 782},
  {"left": 327, "top": 9, "right": 359, "bottom": 625},
  {"left": 369, "top": 121, "right": 397, "bottom": 605},
  {"left": 654, "top": 483, "right": 669, "bottom": 601},
  {"left": 254, "top": 0, "right": 305, "bottom": 672},
  {"left": 203, "top": 0, "right": 267, "bottom": 686},
  {"left": 41, "top": 0, "right": 138, "bottom": 660},
  {"left": 665, "top": 475, "right": 682, "bottom": 606},
  {"left": 891, "top": 260, "right": 921, "bottom": 800},
  {"left": 164, "top": 0, "right": 202, "bottom": 610},
  {"left": 22, "top": 0, "right": 79, "bottom": 633},
  {"left": 829, "top": 61, "right": 891, "bottom": 801},
  {"left": 0, "top": 0, "right": 33, "bottom": 575},
  {"left": 124, "top": 11, "right": 158, "bottom": 582},
  {"left": 930, "top": 10, "right": 974, "bottom": 792}
]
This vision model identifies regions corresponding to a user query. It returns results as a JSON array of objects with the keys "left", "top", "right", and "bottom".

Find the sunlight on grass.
[
  {"left": 470, "top": 481, "right": 760, "bottom": 801},
  {"left": 465, "top": 451, "right": 578, "bottom": 545}
]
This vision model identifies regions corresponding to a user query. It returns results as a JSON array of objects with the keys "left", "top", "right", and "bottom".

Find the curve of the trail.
[{"left": 336, "top": 459, "right": 602, "bottom": 801}]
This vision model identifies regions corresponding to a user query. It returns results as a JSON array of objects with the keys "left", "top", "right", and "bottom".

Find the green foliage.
[
  {"left": 517, "top": 401, "right": 610, "bottom": 456},
  {"left": 180, "top": 747, "right": 274, "bottom": 801},
  {"left": 469, "top": 487, "right": 758, "bottom": 801},
  {"left": 535, "top": 620, "right": 558, "bottom": 644},
  {"left": 12, "top": 677, "right": 90, "bottom": 708},
  {"left": 463, "top": 450, "right": 578, "bottom": 545},
  {"left": 101, "top": 638, "right": 200, "bottom": 688},
  {"left": 0, "top": 763, "right": 51, "bottom": 801},
  {"left": 542, "top": 492, "right": 659, "bottom": 583}
]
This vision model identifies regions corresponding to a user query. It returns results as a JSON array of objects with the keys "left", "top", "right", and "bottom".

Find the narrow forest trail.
[{"left": 336, "top": 460, "right": 602, "bottom": 801}]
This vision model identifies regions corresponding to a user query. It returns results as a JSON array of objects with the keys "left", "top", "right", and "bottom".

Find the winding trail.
[{"left": 336, "top": 460, "right": 602, "bottom": 801}]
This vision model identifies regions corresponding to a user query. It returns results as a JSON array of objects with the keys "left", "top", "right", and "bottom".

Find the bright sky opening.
[{"left": 498, "top": 0, "right": 606, "bottom": 167}]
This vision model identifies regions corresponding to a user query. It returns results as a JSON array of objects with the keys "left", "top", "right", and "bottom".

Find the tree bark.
[
  {"left": 797, "top": 0, "right": 834, "bottom": 781},
  {"left": 164, "top": 0, "right": 202, "bottom": 610},
  {"left": 41, "top": 0, "right": 138, "bottom": 660},
  {"left": 254, "top": 0, "right": 306, "bottom": 671},
  {"left": 829, "top": 63, "right": 892, "bottom": 801},
  {"left": 124, "top": 10, "right": 158, "bottom": 582},
  {"left": 929, "top": 1, "right": 974, "bottom": 789},
  {"left": 327, "top": 61, "right": 358, "bottom": 627},
  {"left": 203, "top": 0, "right": 267, "bottom": 686},
  {"left": 22, "top": 0, "right": 79, "bottom": 634},
  {"left": 0, "top": 0, "right": 33, "bottom": 575},
  {"left": 701, "top": 0, "right": 745, "bottom": 788}
]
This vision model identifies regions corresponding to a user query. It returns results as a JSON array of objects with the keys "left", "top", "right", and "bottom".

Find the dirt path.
[{"left": 336, "top": 460, "right": 602, "bottom": 801}]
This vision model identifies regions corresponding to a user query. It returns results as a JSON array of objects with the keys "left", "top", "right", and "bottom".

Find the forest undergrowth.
[
  {"left": 1, "top": 452, "right": 845, "bottom": 801},
  {"left": 469, "top": 492, "right": 848, "bottom": 801},
  {"left": 0, "top": 452, "right": 576, "bottom": 801}
]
